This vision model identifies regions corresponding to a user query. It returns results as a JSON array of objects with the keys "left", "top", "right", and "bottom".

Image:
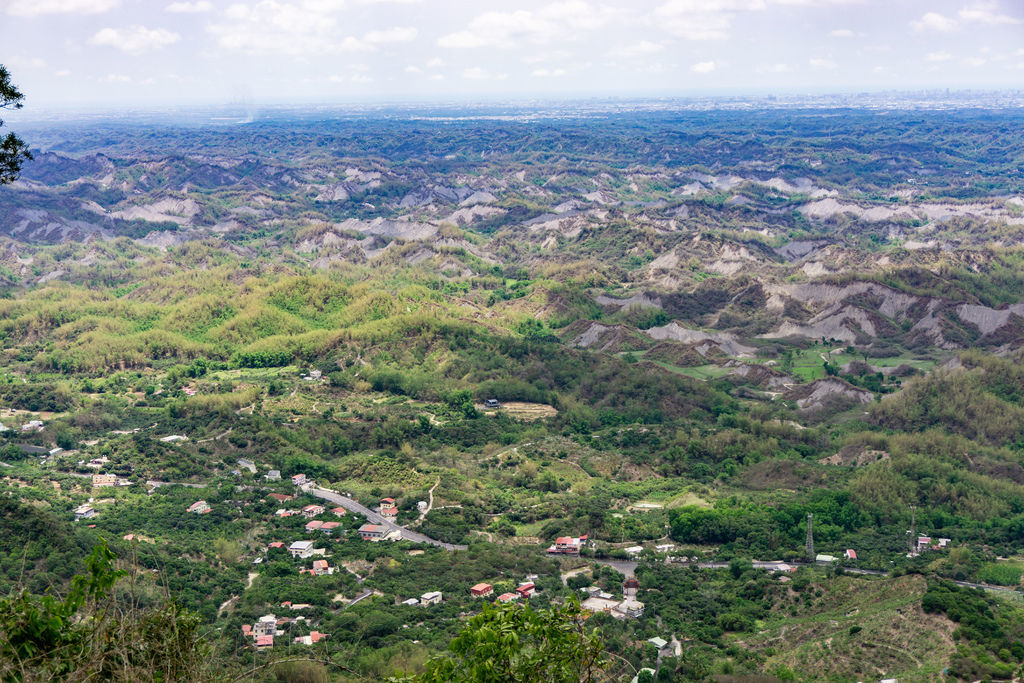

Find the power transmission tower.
[{"left": 806, "top": 513, "right": 814, "bottom": 561}]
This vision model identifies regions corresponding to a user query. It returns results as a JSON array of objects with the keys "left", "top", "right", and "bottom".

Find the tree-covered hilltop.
[{"left": 3, "top": 107, "right": 1024, "bottom": 680}]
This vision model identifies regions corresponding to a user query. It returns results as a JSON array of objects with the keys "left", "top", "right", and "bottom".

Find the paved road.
[
  {"left": 309, "top": 486, "right": 467, "bottom": 551},
  {"left": 594, "top": 558, "right": 1018, "bottom": 593}
]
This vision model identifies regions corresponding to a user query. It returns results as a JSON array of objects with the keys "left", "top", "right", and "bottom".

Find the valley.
[{"left": 3, "top": 104, "right": 1024, "bottom": 681}]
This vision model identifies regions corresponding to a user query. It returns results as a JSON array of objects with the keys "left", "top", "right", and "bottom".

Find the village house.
[
  {"left": 301, "top": 504, "right": 325, "bottom": 519},
  {"left": 420, "top": 591, "right": 442, "bottom": 605},
  {"left": 330, "top": 507, "right": 346, "bottom": 517},
  {"left": 289, "top": 540, "right": 315, "bottom": 558},
  {"left": 255, "top": 635, "right": 273, "bottom": 651},
  {"left": 402, "top": 598, "right": 419, "bottom": 606},
  {"left": 267, "top": 541, "right": 285, "bottom": 550},
  {"left": 305, "top": 520, "right": 324, "bottom": 532},
  {"left": 252, "top": 615, "right": 278, "bottom": 637},
  {"left": 291, "top": 473, "right": 307, "bottom": 486},
  {"left": 358, "top": 523, "right": 387, "bottom": 541},
  {"left": 516, "top": 582, "right": 536, "bottom": 598},
  {"left": 74, "top": 504, "right": 96, "bottom": 521},
  {"left": 311, "top": 559, "right": 333, "bottom": 576},
  {"left": 84, "top": 456, "right": 110, "bottom": 469},
  {"left": 92, "top": 474, "right": 117, "bottom": 488},
  {"left": 379, "top": 497, "right": 398, "bottom": 518},
  {"left": 547, "top": 535, "right": 587, "bottom": 555},
  {"left": 268, "top": 493, "right": 293, "bottom": 503},
  {"left": 275, "top": 509, "right": 298, "bottom": 517},
  {"left": 293, "top": 631, "right": 329, "bottom": 646},
  {"left": 319, "top": 521, "right": 342, "bottom": 534},
  {"left": 470, "top": 583, "right": 494, "bottom": 598},
  {"left": 496, "top": 592, "right": 520, "bottom": 604},
  {"left": 844, "top": 549, "right": 858, "bottom": 560},
  {"left": 187, "top": 500, "right": 211, "bottom": 514},
  {"left": 265, "top": 470, "right": 281, "bottom": 481},
  {"left": 815, "top": 553, "right": 837, "bottom": 564}
]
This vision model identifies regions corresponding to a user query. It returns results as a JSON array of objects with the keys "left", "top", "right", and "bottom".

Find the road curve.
[{"left": 309, "top": 486, "right": 467, "bottom": 551}]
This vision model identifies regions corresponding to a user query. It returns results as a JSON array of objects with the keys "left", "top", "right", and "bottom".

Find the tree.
[
  {"left": 0, "top": 65, "right": 31, "bottom": 185},
  {"left": 411, "top": 599, "right": 606, "bottom": 683}
]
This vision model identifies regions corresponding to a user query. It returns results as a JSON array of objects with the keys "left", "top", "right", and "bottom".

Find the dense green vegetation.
[{"left": 3, "top": 107, "right": 1024, "bottom": 680}]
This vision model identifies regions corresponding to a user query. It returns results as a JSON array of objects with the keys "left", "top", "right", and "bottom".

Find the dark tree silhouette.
[{"left": 0, "top": 64, "right": 32, "bottom": 185}]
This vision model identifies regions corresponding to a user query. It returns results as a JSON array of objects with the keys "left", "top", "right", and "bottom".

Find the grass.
[{"left": 747, "top": 574, "right": 954, "bottom": 682}]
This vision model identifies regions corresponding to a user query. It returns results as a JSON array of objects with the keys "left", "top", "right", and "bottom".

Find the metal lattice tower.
[{"left": 806, "top": 513, "right": 814, "bottom": 560}]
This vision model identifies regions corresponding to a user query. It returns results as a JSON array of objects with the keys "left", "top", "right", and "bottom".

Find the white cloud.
[
  {"left": 101, "top": 73, "right": 131, "bottom": 82},
  {"left": 654, "top": 0, "right": 765, "bottom": 41},
  {"left": 404, "top": 65, "right": 422, "bottom": 74},
  {"left": 363, "top": 27, "right": 417, "bottom": 44},
  {"left": 4, "top": 0, "right": 118, "bottom": 16},
  {"left": 809, "top": 57, "right": 836, "bottom": 69},
  {"left": 958, "top": 2, "right": 1021, "bottom": 25},
  {"left": 425, "top": 57, "right": 444, "bottom": 68},
  {"left": 829, "top": 28, "right": 853, "bottom": 37},
  {"left": 54, "top": 69, "right": 72, "bottom": 77},
  {"left": 439, "top": 2, "right": 615, "bottom": 49},
  {"left": 756, "top": 62, "right": 790, "bottom": 73},
  {"left": 965, "top": 56, "right": 987, "bottom": 66},
  {"left": 165, "top": 1, "right": 214, "bottom": 13},
  {"left": 911, "top": 12, "right": 958, "bottom": 32},
  {"left": 690, "top": 60, "right": 715, "bottom": 73},
  {"left": 613, "top": 40, "right": 664, "bottom": 57},
  {"left": 532, "top": 67, "right": 567, "bottom": 77},
  {"left": 462, "top": 66, "right": 488, "bottom": 79},
  {"left": 90, "top": 25, "right": 181, "bottom": 54},
  {"left": 5, "top": 56, "right": 47, "bottom": 69},
  {"left": 210, "top": 1, "right": 416, "bottom": 55},
  {"left": 926, "top": 51, "right": 952, "bottom": 62}
]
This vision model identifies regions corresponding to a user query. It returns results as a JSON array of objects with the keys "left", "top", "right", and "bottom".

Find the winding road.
[{"left": 309, "top": 485, "right": 467, "bottom": 551}]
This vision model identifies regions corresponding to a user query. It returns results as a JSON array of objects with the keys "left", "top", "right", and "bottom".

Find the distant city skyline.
[{"left": 1, "top": 0, "right": 1022, "bottom": 111}]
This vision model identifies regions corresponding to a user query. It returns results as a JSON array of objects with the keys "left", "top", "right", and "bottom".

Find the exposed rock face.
[
  {"left": 646, "top": 322, "right": 755, "bottom": 358},
  {"left": 788, "top": 379, "right": 873, "bottom": 411}
]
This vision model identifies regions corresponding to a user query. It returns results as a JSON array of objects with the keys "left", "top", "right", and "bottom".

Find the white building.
[
  {"left": 289, "top": 540, "right": 315, "bottom": 558},
  {"left": 420, "top": 591, "right": 442, "bottom": 605}
]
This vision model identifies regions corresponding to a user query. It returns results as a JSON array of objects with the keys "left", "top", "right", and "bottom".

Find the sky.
[{"left": 0, "top": 0, "right": 1022, "bottom": 109}]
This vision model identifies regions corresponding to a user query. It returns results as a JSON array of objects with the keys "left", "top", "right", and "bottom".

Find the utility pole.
[
  {"left": 908, "top": 505, "right": 917, "bottom": 556},
  {"left": 806, "top": 513, "right": 814, "bottom": 561}
]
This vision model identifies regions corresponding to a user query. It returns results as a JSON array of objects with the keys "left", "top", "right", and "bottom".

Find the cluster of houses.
[
  {"left": 401, "top": 591, "right": 443, "bottom": 606},
  {"left": 469, "top": 580, "right": 537, "bottom": 604},
  {"left": 915, "top": 536, "right": 951, "bottom": 554},
  {"left": 241, "top": 611, "right": 329, "bottom": 651},
  {"left": 579, "top": 578, "right": 644, "bottom": 620}
]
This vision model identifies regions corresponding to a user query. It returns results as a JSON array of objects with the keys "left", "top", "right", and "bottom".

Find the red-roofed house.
[
  {"left": 187, "top": 500, "right": 211, "bottom": 514},
  {"left": 470, "top": 583, "right": 493, "bottom": 598},
  {"left": 268, "top": 493, "right": 293, "bottom": 503},
  {"left": 320, "top": 521, "right": 342, "bottom": 534},
  {"left": 305, "top": 520, "right": 324, "bottom": 532},
  {"left": 516, "top": 582, "right": 536, "bottom": 598},
  {"left": 380, "top": 497, "right": 398, "bottom": 518},
  {"left": 301, "top": 504, "right": 325, "bottom": 519},
  {"left": 547, "top": 535, "right": 585, "bottom": 555},
  {"left": 267, "top": 541, "right": 285, "bottom": 549},
  {"left": 496, "top": 592, "right": 519, "bottom": 603},
  {"left": 311, "top": 559, "right": 333, "bottom": 576},
  {"left": 255, "top": 635, "right": 273, "bottom": 650},
  {"left": 293, "top": 631, "right": 329, "bottom": 645},
  {"left": 844, "top": 549, "right": 857, "bottom": 560},
  {"left": 359, "top": 523, "right": 387, "bottom": 540},
  {"left": 241, "top": 624, "right": 252, "bottom": 637},
  {"left": 330, "top": 507, "right": 346, "bottom": 517}
]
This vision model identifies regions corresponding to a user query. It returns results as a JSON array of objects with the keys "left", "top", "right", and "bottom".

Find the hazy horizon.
[{"left": 1, "top": 0, "right": 1022, "bottom": 111}]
